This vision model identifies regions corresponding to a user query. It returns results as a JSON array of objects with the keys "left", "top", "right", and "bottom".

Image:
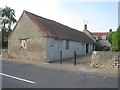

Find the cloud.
[
  {"left": 0, "top": 0, "right": 84, "bottom": 30},
  {"left": 0, "top": 0, "right": 118, "bottom": 32}
]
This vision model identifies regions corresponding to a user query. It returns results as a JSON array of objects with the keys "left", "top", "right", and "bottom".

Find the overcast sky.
[{"left": 0, "top": 0, "right": 119, "bottom": 32}]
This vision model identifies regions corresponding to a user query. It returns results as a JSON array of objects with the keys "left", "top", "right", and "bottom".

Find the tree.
[
  {"left": 0, "top": 6, "right": 17, "bottom": 48},
  {"left": 0, "top": 8, "right": 2, "bottom": 49},
  {"left": 116, "top": 27, "right": 120, "bottom": 51},
  {"left": 108, "top": 32, "right": 115, "bottom": 44},
  {"left": 0, "top": 31, "right": 2, "bottom": 49},
  {"left": 1, "top": 6, "right": 17, "bottom": 30},
  {"left": 110, "top": 27, "right": 120, "bottom": 51}
]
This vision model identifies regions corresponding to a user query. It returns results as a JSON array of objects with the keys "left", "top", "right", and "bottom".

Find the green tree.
[
  {"left": 0, "top": 8, "right": 2, "bottom": 49},
  {"left": 108, "top": 32, "right": 115, "bottom": 44},
  {"left": 111, "top": 32, "right": 117, "bottom": 51},
  {"left": 1, "top": 6, "right": 16, "bottom": 30},
  {"left": 0, "top": 6, "right": 17, "bottom": 48},
  {"left": 2, "top": 30, "right": 12, "bottom": 48},
  {"left": 116, "top": 27, "right": 120, "bottom": 51},
  {"left": 110, "top": 27, "right": 120, "bottom": 51},
  {"left": 0, "top": 31, "right": 2, "bottom": 49}
]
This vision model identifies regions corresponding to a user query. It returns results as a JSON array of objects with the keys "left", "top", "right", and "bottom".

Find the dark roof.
[
  {"left": 98, "top": 40, "right": 111, "bottom": 47},
  {"left": 23, "top": 10, "right": 95, "bottom": 43}
]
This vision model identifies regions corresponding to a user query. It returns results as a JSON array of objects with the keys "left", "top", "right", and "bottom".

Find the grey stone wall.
[
  {"left": 2, "top": 49, "right": 9, "bottom": 58},
  {"left": 8, "top": 12, "right": 46, "bottom": 62},
  {"left": 91, "top": 51, "right": 120, "bottom": 68}
]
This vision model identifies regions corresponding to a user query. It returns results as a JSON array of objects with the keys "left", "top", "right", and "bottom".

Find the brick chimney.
[
  {"left": 84, "top": 24, "right": 87, "bottom": 30},
  {"left": 109, "top": 29, "right": 112, "bottom": 33}
]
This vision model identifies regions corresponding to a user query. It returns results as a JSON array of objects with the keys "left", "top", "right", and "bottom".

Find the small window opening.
[
  {"left": 66, "top": 41, "right": 69, "bottom": 49},
  {"left": 19, "top": 38, "right": 28, "bottom": 51}
]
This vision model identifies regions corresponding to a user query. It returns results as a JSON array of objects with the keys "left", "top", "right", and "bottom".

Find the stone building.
[
  {"left": 83, "top": 25, "right": 112, "bottom": 48},
  {"left": 83, "top": 24, "right": 96, "bottom": 43},
  {"left": 8, "top": 10, "right": 95, "bottom": 62},
  {"left": 92, "top": 30, "right": 112, "bottom": 47}
]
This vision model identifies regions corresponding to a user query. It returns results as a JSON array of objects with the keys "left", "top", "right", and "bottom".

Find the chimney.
[
  {"left": 84, "top": 24, "right": 87, "bottom": 30},
  {"left": 109, "top": 29, "right": 112, "bottom": 33}
]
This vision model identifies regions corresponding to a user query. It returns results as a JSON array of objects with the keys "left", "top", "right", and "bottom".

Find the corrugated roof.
[{"left": 24, "top": 10, "right": 95, "bottom": 44}]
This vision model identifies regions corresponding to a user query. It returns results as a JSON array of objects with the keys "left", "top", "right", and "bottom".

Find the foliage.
[
  {"left": 110, "top": 27, "right": 120, "bottom": 51},
  {"left": 0, "top": 31, "right": 2, "bottom": 49},
  {"left": 2, "top": 30, "right": 12, "bottom": 49},
  {"left": 0, "top": 6, "right": 17, "bottom": 48},
  {"left": 1, "top": 6, "right": 17, "bottom": 30},
  {"left": 95, "top": 43, "right": 110, "bottom": 51},
  {"left": 117, "top": 27, "right": 120, "bottom": 50},
  {"left": 108, "top": 32, "right": 115, "bottom": 44}
]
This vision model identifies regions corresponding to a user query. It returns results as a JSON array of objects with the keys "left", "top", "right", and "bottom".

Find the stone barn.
[{"left": 8, "top": 10, "right": 95, "bottom": 62}]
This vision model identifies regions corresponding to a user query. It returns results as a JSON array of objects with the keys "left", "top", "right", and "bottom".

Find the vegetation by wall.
[{"left": 108, "top": 27, "right": 120, "bottom": 52}]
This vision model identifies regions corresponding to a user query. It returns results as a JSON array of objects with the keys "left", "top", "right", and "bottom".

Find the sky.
[{"left": 0, "top": 0, "right": 119, "bottom": 32}]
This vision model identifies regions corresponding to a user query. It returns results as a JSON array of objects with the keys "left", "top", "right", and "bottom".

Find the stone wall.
[
  {"left": 8, "top": 12, "right": 46, "bottom": 62},
  {"left": 2, "top": 49, "right": 9, "bottom": 58},
  {"left": 2, "top": 49, "right": 45, "bottom": 62},
  {"left": 91, "top": 51, "right": 120, "bottom": 68}
]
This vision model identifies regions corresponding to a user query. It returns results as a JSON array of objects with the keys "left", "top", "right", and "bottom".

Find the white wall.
[
  {"left": 88, "top": 44, "right": 93, "bottom": 53},
  {"left": 45, "top": 37, "right": 93, "bottom": 62}
]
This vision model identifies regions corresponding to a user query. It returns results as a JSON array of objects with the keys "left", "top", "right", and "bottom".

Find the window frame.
[
  {"left": 66, "top": 40, "right": 69, "bottom": 49},
  {"left": 101, "top": 35, "right": 107, "bottom": 40}
]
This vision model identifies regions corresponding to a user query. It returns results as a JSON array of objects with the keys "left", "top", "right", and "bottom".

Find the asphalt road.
[{"left": 1, "top": 60, "right": 119, "bottom": 88}]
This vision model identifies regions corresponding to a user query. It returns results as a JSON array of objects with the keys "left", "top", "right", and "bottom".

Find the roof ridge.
[
  {"left": 24, "top": 10, "right": 84, "bottom": 33},
  {"left": 92, "top": 32, "right": 110, "bottom": 33},
  {"left": 23, "top": 10, "right": 95, "bottom": 43},
  {"left": 24, "top": 10, "right": 53, "bottom": 36}
]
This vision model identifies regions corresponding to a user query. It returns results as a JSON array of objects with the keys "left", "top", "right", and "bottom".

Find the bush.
[{"left": 110, "top": 27, "right": 120, "bottom": 52}]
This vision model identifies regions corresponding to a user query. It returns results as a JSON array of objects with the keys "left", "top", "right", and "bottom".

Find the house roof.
[
  {"left": 98, "top": 40, "right": 111, "bottom": 47},
  {"left": 92, "top": 32, "right": 111, "bottom": 40},
  {"left": 11, "top": 10, "right": 95, "bottom": 44},
  {"left": 83, "top": 29, "right": 96, "bottom": 42}
]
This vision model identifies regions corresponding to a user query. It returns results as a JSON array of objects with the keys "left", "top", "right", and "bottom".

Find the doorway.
[{"left": 86, "top": 44, "right": 89, "bottom": 53}]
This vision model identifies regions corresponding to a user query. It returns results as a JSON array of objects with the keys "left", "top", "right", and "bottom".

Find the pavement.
[
  {"left": 2, "top": 54, "right": 118, "bottom": 77},
  {"left": 1, "top": 59, "right": 119, "bottom": 88}
]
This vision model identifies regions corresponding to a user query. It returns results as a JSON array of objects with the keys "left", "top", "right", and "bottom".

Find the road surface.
[{"left": 1, "top": 60, "right": 119, "bottom": 88}]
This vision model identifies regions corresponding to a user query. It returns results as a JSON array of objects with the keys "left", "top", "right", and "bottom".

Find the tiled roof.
[
  {"left": 25, "top": 10, "right": 95, "bottom": 44},
  {"left": 92, "top": 32, "right": 110, "bottom": 40}
]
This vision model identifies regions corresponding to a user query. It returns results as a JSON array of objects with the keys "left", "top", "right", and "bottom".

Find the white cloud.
[
  {"left": 0, "top": 0, "right": 84, "bottom": 30},
  {"left": 0, "top": 0, "right": 118, "bottom": 32}
]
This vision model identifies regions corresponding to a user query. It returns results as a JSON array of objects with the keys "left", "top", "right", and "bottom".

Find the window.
[
  {"left": 19, "top": 38, "right": 28, "bottom": 50},
  {"left": 66, "top": 41, "right": 69, "bottom": 49},
  {"left": 92, "top": 44, "right": 94, "bottom": 51},
  {"left": 86, "top": 44, "right": 89, "bottom": 53},
  {"left": 101, "top": 36, "right": 107, "bottom": 40}
]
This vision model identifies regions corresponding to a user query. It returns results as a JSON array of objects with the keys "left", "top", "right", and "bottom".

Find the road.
[{"left": 1, "top": 60, "right": 119, "bottom": 88}]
